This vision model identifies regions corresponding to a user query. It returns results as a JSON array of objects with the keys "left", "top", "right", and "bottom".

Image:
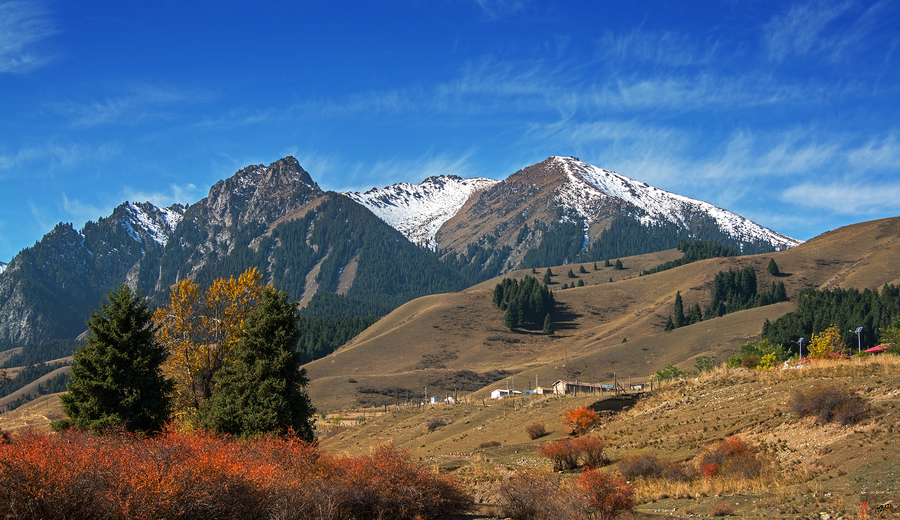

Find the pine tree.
[
  {"left": 664, "top": 315, "right": 675, "bottom": 331},
  {"left": 604, "top": 259, "right": 612, "bottom": 267},
  {"left": 767, "top": 258, "right": 780, "bottom": 276},
  {"left": 577, "top": 279, "right": 585, "bottom": 287},
  {"left": 200, "top": 288, "right": 316, "bottom": 440},
  {"left": 673, "top": 291, "right": 686, "bottom": 329},
  {"left": 543, "top": 313, "right": 554, "bottom": 335},
  {"left": 543, "top": 268, "right": 552, "bottom": 285},
  {"left": 60, "top": 285, "right": 172, "bottom": 433},
  {"left": 614, "top": 259, "right": 624, "bottom": 270},
  {"left": 579, "top": 265, "right": 587, "bottom": 274}
]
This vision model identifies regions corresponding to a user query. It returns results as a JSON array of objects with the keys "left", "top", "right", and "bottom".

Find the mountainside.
[
  {"left": 437, "top": 156, "right": 798, "bottom": 271},
  {"left": 0, "top": 155, "right": 801, "bottom": 347},
  {"left": 302, "top": 216, "right": 900, "bottom": 411},
  {"left": 345, "top": 175, "right": 498, "bottom": 249}
]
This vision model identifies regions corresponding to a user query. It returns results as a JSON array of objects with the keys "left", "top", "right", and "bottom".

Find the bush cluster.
[
  {"left": 618, "top": 453, "right": 694, "bottom": 482},
  {"left": 790, "top": 383, "right": 871, "bottom": 425},
  {"left": 499, "top": 469, "right": 633, "bottom": 520},
  {"left": 0, "top": 429, "right": 470, "bottom": 520},
  {"left": 538, "top": 437, "right": 607, "bottom": 471},
  {"left": 619, "top": 436, "right": 764, "bottom": 483}
]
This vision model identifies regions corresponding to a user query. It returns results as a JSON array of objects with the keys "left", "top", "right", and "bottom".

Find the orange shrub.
[
  {"left": 538, "top": 438, "right": 581, "bottom": 471},
  {"left": 578, "top": 470, "right": 635, "bottom": 520},
  {"left": 0, "top": 429, "right": 469, "bottom": 520},
  {"left": 563, "top": 406, "right": 601, "bottom": 435},
  {"left": 698, "top": 436, "right": 763, "bottom": 480}
]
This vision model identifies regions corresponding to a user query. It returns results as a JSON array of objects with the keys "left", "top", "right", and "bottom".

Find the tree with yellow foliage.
[
  {"left": 807, "top": 325, "right": 847, "bottom": 359},
  {"left": 153, "top": 268, "right": 266, "bottom": 425}
]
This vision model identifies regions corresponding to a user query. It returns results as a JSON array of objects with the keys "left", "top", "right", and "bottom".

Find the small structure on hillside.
[
  {"left": 490, "top": 389, "right": 523, "bottom": 400},
  {"left": 552, "top": 380, "right": 616, "bottom": 396}
]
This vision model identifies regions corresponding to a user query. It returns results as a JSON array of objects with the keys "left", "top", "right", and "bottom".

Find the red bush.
[
  {"left": 538, "top": 438, "right": 581, "bottom": 471},
  {"left": 572, "top": 437, "right": 607, "bottom": 469},
  {"left": 0, "top": 429, "right": 469, "bottom": 520},
  {"left": 563, "top": 406, "right": 602, "bottom": 435},
  {"left": 698, "top": 436, "right": 763, "bottom": 480},
  {"left": 578, "top": 470, "right": 635, "bottom": 519}
]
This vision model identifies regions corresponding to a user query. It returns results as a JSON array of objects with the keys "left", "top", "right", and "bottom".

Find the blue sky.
[{"left": 1, "top": 0, "right": 899, "bottom": 263}]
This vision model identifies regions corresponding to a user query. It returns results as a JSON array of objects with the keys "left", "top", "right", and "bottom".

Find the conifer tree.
[
  {"left": 673, "top": 291, "right": 686, "bottom": 329},
  {"left": 767, "top": 258, "right": 780, "bottom": 276},
  {"left": 200, "top": 288, "right": 315, "bottom": 440},
  {"left": 543, "top": 313, "right": 554, "bottom": 335},
  {"left": 579, "top": 265, "right": 587, "bottom": 274},
  {"left": 60, "top": 285, "right": 172, "bottom": 433},
  {"left": 542, "top": 269, "right": 552, "bottom": 285},
  {"left": 605, "top": 259, "right": 612, "bottom": 267},
  {"left": 614, "top": 259, "right": 624, "bottom": 270}
]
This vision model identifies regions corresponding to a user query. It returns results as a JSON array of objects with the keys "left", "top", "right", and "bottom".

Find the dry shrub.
[
  {"left": 563, "top": 406, "right": 602, "bottom": 435},
  {"left": 526, "top": 422, "right": 548, "bottom": 439},
  {"left": 498, "top": 471, "right": 587, "bottom": 520},
  {"left": 478, "top": 440, "right": 501, "bottom": 449},
  {"left": 698, "top": 436, "right": 763, "bottom": 480},
  {"left": 573, "top": 437, "right": 607, "bottom": 469},
  {"left": 0, "top": 429, "right": 470, "bottom": 520},
  {"left": 538, "top": 438, "right": 580, "bottom": 471},
  {"left": 578, "top": 470, "right": 635, "bottom": 520},
  {"left": 790, "top": 383, "right": 870, "bottom": 425},
  {"left": 425, "top": 418, "right": 447, "bottom": 432},
  {"left": 711, "top": 504, "right": 734, "bottom": 516},
  {"left": 618, "top": 453, "right": 666, "bottom": 479}
]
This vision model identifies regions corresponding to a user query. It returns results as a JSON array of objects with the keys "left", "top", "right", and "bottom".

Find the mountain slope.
[{"left": 302, "top": 216, "right": 900, "bottom": 410}]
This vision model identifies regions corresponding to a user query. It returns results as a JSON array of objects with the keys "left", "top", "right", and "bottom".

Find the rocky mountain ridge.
[{"left": 0, "top": 156, "right": 798, "bottom": 345}]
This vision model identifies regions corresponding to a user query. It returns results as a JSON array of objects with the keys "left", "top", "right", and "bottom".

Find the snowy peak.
[
  {"left": 119, "top": 202, "right": 185, "bottom": 247},
  {"left": 0, "top": 261, "right": 6, "bottom": 275},
  {"left": 553, "top": 156, "right": 800, "bottom": 250},
  {"left": 345, "top": 175, "right": 499, "bottom": 249}
]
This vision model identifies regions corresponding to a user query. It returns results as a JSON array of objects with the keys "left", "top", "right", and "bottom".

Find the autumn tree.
[
  {"left": 808, "top": 325, "right": 847, "bottom": 359},
  {"left": 154, "top": 268, "right": 266, "bottom": 425},
  {"left": 201, "top": 288, "right": 315, "bottom": 440},
  {"left": 60, "top": 285, "right": 172, "bottom": 433}
]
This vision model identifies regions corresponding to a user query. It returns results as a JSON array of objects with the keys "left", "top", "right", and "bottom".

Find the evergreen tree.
[
  {"left": 200, "top": 288, "right": 316, "bottom": 440},
  {"left": 567, "top": 269, "right": 576, "bottom": 278},
  {"left": 767, "top": 258, "right": 780, "bottom": 276},
  {"left": 504, "top": 304, "right": 519, "bottom": 329},
  {"left": 593, "top": 262, "right": 598, "bottom": 270},
  {"left": 60, "top": 285, "right": 172, "bottom": 433},
  {"left": 542, "top": 269, "right": 552, "bottom": 285},
  {"left": 577, "top": 279, "right": 584, "bottom": 287},
  {"left": 543, "top": 313, "right": 554, "bottom": 335},
  {"left": 579, "top": 265, "right": 587, "bottom": 274},
  {"left": 604, "top": 259, "right": 612, "bottom": 267},
  {"left": 673, "top": 291, "right": 686, "bottom": 328},
  {"left": 688, "top": 302, "right": 703, "bottom": 325},
  {"left": 614, "top": 259, "right": 624, "bottom": 270},
  {"left": 664, "top": 315, "right": 675, "bottom": 331}
]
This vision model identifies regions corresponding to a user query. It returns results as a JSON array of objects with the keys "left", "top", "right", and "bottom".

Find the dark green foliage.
[
  {"left": 605, "top": 259, "right": 612, "bottom": 267},
  {"left": 576, "top": 216, "right": 777, "bottom": 264},
  {"left": 520, "top": 219, "right": 585, "bottom": 269},
  {"left": 567, "top": 269, "right": 576, "bottom": 278},
  {"left": 577, "top": 279, "right": 584, "bottom": 287},
  {"left": 656, "top": 363, "right": 688, "bottom": 380},
  {"left": 727, "top": 339, "right": 787, "bottom": 368},
  {"left": 60, "top": 286, "right": 172, "bottom": 433},
  {"left": 542, "top": 268, "right": 552, "bottom": 285},
  {"left": 694, "top": 356, "right": 716, "bottom": 372},
  {"left": 0, "top": 362, "right": 68, "bottom": 400},
  {"left": 295, "top": 315, "right": 379, "bottom": 363},
  {"left": 641, "top": 240, "right": 739, "bottom": 276},
  {"left": 579, "top": 265, "right": 587, "bottom": 274},
  {"left": 494, "top": 275, "right": 555, "bottom": 329},
  {"left": 762, "top": 284, "right": 900, "bottom": 354},
  {"left": 201, "top": 288, "right": 315, "bottom": 440},
  {"left": 667, "top": 266, "right": 787, "bottom": 332},
  {"left": 298, "top": 291, "right": 392, "bottom": 319},
  {"left": 543, "top": 313, "right": 554, "bottom": 335},
  {"left": 0, "top": 338, "right": 82, "bottom": 367},
  {"left": 673, "top": 292, "right": 686, "bottom": 328},
  {"left": 767, "top": 258, "right": 780, "bottom": 276},
  {"left": 614, "top": 259, "right": 624, "bottom": 270}
]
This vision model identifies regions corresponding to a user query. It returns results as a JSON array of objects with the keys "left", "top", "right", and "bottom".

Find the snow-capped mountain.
[
  {"left": 0, "top": 261, "right": 6, "bottom": 275},
  {"left": 554, "top": 157, "right": 799, "bottom": 251},
  {"left": 120, "top": 202, "right": 184, "bottom": 247},
  {"left": 345, "top": 176, "right": 498, "bottom": 249}
]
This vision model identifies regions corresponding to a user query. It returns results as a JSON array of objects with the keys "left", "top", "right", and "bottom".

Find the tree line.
[{"left": 492, "top": 275, "right": 555, "bottom": 332}]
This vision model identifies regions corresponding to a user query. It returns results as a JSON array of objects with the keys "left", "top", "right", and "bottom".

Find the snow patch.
[
  {"left": 345, "top": 175, "right": 499, "bottom": 249},
  {"left": 122, "top": 203, "right": 184, "bottom": 247},
  {"left": 0, "top": 261, "right": 7, "bottom": 275}
]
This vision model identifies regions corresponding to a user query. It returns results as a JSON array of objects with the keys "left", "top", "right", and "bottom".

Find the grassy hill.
[{"left": 303, "top": 216, "right": 900, "bottom": 411}]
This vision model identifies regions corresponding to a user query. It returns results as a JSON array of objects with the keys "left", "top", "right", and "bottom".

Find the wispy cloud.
[
  {"left": 51, "top": 83, "right": 216, "bottom": 127},
  {"left": 0, "top": 142, "right": 121, "bottom": 176},
  {"left": 781, "top": 180, "right": 900, "bottom": 213},
  {"left": 294, "top": 150, "right": 477, "bottom": 193},
  {"left": 0, "top": 1, "right": 56, "bottom": 73},
  {"left": 473, "top": 0, "right": 533, "bottom": 19}
]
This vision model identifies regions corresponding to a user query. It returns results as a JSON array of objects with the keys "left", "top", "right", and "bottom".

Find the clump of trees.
[
  {"left": 493, "top": 275, "right": 554, "bottom": 330},
  {"left": 665, "top": 266, "right": 788, "bottom": 331}
]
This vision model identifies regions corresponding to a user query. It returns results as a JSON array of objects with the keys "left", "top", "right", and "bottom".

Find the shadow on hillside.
[{"left": 550, "top": 302, "right": 581, "bottom": 331}]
